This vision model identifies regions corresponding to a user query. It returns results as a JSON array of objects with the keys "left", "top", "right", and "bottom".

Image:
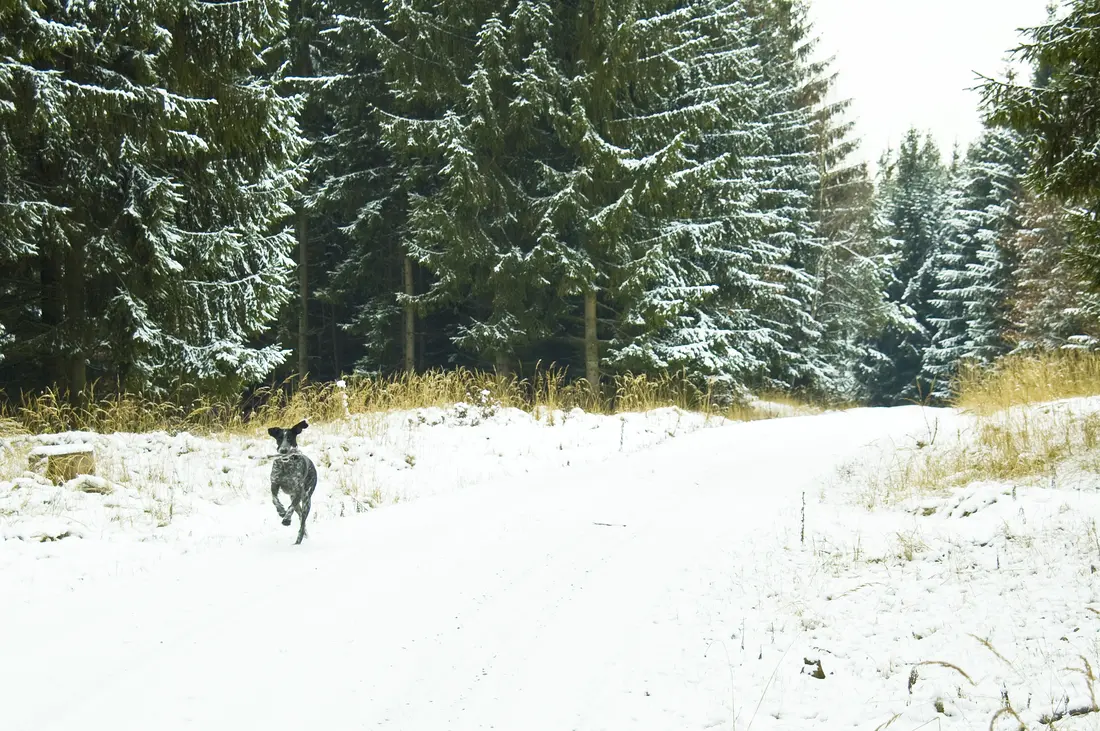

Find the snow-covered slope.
[
  {"left": 0, "top": 404, "right": 716, "bottom": 546},
  {"left": 2, "top": 403, "right": 1099, "bottom": 730}
]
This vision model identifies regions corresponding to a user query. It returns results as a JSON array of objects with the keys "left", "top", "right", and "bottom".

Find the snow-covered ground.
[
  {"left": 2, "top": 400, "right": 1099, "bottom": 730},
  {"left": 0, "top": 402, "right": 719, "bottom": 546}
]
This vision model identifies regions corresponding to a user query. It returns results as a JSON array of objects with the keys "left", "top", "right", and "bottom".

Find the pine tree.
[
  {"left": 736, "top": 0, "right": 825, "bottom": 391},
  {"left": 0, "top": 1, "right": 305, "bottom": 395},
  {"left": 598, "top": 0, "right": 769, "bottom": 395},
  {"left": 921, "top": 127, "right": 1027, "bottom": 393},
  {"left": 329, "top": 1, "right": 563, "bottom": 376},
  {"left": 268, "top": 0, "right": 334, "bottom": 380},
  {"left": 813, "top": 167, "right": 909, "bottom": 400},
  {"left": 309, "top": 0, "right": 410, "bottom": 375},
  {"left": 860, "top": 130, "right": 949, "bottom": 404},
  {"left": 1008, "top": 193, "right": 1100, "bottom": 350},
  {"left": 513, "top": 0, "right": 727, "bottom": 385},
  {"left": 309, "top": 0, "right": 902, "bottom": 399},
  {"left": 401, "top": 0, "right": 565, "bottom": 376},
  {"left": 337, "top": 0, "right": 730, "bottom": 385},
  {"left": 917, "top": 158, "right": 968, "bottom": 394},
  {"left": 981, "top": 1, "right": 1100, "bottom": 286},
  {"left": 619, "top": 0, "right": 853, "bottom": 398},
  {"left": 795, "top": 2, "right": 905, "bottom": 398}
]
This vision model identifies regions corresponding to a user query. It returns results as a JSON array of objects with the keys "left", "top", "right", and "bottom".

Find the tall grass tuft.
[
  {"left": 1, "top": 367, "right": 816, "bottom": 436},
  {"left": 858, "top": 350, "right": 1100, "bottom": 507},
  {"left": 954, "top": 350, "right": 1100, "bottom": 414}
]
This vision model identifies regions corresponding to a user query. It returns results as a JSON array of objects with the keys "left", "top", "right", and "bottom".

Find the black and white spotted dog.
[{"left": 268, "top": 419, "right": 318, "bottom": 545}]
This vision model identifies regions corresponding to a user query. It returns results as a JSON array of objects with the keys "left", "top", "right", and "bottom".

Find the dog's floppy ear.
[
  {"left": 292, "top": 419, "right": 309, "bottom": 434},
  {"left": 267, "top": 427, "right": 282, "bottom": 439}
]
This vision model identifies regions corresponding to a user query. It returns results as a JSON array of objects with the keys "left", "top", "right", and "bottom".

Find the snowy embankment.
[
  {"left": 2, "top": 400, "right": 1099, "bottom": 730},
  {"left": 0, "top": 402, "right": 716, "bottom": 547}
]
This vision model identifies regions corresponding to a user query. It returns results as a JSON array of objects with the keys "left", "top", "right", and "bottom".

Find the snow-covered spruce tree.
[
  {"left": 981, "top": 0, "right": 1100, "bottom": 288},
  {"left": 812, "top": 166, "right": 911, "bottom": 401},
  {"left": 352, "top": 1, "right": 727, "bottom": 384},
  {"left": 267, "top": 0, "right": 335, "bottom": 380},
  {"left": 317, "top": 0, "right": 886, "bottom": 396},
  {"left": 629, "top": 0, "right": 893, "bottom": 401},
  {"left": 734, "top": 0, "right": 826, "bottom": 392},
  {"left": 793, "top": 2, "right": 905, "bottom": 399},
  {"left": 570, "top": 0, "right": 764, "bottom": 394},
  {"left": 921, "top": 127, "right": 1027, "bottom": 393},
  {"left": 600, "top": 1, "right": 767, "bottom": 398},
  {"left": 550, "top": 0, "right": 732, "bottom": 387},
  {"left": 859, "top": 130, "right": 950, "bottom": 405},
  {"left": 307, "top": 0, "right": 415, "bottom": 375},
  {"left": 345, "top": 0, "right": 571, "bottom": 376},
  {"left": 320, "top": 1, "right": 557, "bottom": 376},
  {"left": 1008, "top": 193, "right": 1100, "bottom": 351},
  {"left": 0, "top": 2, "right": 74, "bottom": 387},
  {"left": 608, "top": 0, "right": 875, "bottom": 401},
  {"left": 914, "top": 154, "right": 967, "bottom": 397},
  {"left": 0, "top": 1, "right": 304, "bottom": 396}
]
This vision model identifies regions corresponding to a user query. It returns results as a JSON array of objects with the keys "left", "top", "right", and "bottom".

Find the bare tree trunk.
[
  {"left": 403, "top": 256, "right": 416, "bottom": 373},
  {"left": 39, "top": 244, "right": 65, "bottom": 391},
  {"left": 297, "top": 207, "right": 309, "bottom": 381},
  {"left": 494, "top": 351, "right": 511, "bottom": 380},
  {"left": 329, "top": 301, "right": 340, "bottom": 377},
  {"left": 64, "top": 238, "right": 86, "bottom": 402},
  {"left": 291, "top": 0, "right": 314, "bottom": 382},
  {"left": 584, "top": 289, "right": 599, "bottom": 387}
]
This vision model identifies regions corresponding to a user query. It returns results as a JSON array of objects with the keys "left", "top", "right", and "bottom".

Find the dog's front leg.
[
  {"left": 271, "top": 484, "right": 288, "bottom": 519},
  {"left": 282, "top": 494, "right": 301, "bottom": 527}
]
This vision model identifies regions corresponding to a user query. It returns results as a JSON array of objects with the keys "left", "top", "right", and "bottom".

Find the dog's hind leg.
[{"left": 294, "top": 493, "right": 312, "bottom": 545}]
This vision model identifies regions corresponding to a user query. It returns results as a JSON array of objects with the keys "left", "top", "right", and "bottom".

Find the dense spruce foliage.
[
  {"left": 0, "top": 1, "right": 304, "bottom": 395},
  {"left": 1, "top": 0, "right": 1098, "bottom": 406}
]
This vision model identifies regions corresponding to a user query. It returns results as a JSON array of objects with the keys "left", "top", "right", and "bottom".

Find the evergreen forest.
[{"left": 3, "top": 0, "right": 1100, "bottom": 407}]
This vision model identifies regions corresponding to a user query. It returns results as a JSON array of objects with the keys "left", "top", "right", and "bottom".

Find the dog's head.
[{"left": 268, "top": 419, "right": 309, "bottom": 455}]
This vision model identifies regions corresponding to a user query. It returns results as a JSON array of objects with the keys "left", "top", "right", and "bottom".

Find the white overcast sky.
[{"left": 808, "top": 0, "right": 1053, "bottom": 167}]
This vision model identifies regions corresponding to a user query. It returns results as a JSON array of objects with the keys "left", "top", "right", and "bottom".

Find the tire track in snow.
[{"left": 2, "top": 406, "right": 940, "bottom": 731}]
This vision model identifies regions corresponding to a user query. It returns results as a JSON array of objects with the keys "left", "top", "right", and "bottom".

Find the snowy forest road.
[{"left": 3, "top": 407, "right": 937, "bottom": 731}]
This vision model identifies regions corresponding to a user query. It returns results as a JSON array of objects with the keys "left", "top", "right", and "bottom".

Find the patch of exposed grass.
[
  {"left": 731, "top": 391, "right": 824, "bottom": 421},
  {"left": 858, "top": 405, "right": 1100, "bottom": 508},
  {"left": 1, "top": 367, "right": 820, "bottom": 436},
  {"left": 0, "top": 416, "right": 25, "bottom": 438},
  {"left": 955, "top": 351, "right": 1100, "bottom": 414},
  {"left": 8, "top": 382, "right": 248, "bottom": 436},
  {"left": 854, "top": 351, "right": 1100, "bottom": 507},
  {"left": 0, "top": 441, "right": 29, "bottom": 483},
  {"left": 895, "top": 529, "right": 928, "bottom": 562}
]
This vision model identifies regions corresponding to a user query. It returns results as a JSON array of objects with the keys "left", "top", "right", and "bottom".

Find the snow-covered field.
[
  {"left": 0, "top": 401, "right": 723, "bottom": 546},
  {"left": 2, "top": 400, "right": 1099, "bottom": 730}
]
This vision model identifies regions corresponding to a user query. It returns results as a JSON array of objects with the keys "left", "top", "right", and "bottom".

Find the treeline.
[
  {"left": 865, "top": 125, "right": 1100, "bottom": 405},
  {"left": 1, "top": 0, "right": 1098, "bottom": 407},
  {"left": 867, "top": 0, "right": 1100, "bottom": 404}
]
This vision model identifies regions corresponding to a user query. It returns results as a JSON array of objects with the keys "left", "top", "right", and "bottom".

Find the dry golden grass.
[
  {"left": 0, "top": 441, "right": 27, "bottom": 483},
  {"left": 951, "top": 351, "right": 1100, "bottom": 486},
  {"left": 954, "top": 350, "right": 1100, "bottom": 414},
  {"left": 860, "top": 406, "right": 1100, "bottom": 508},
  {"left": 0, "top": 367, "right": 816, "bottom": 436},
  {"left": 8, "top": 382, "right": 249, "bottom": 436},
  {"left": 738, "top": 391, "right": 827, "bottom": 419},
  {"left": 859, "top": 350, "right": 1100, "bottom": 507},
  {"left": 0, "top": 415, "right": 25, "bottom": 438}
]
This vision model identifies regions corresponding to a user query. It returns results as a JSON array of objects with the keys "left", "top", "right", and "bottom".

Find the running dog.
[{"left": 268, "top": 419, "right": 318, "bottom": 545}]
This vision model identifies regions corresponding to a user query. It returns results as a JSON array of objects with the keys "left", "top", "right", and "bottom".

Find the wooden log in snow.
[{"left": 28, "top": 443, "right": 96, "bottom": 484}]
